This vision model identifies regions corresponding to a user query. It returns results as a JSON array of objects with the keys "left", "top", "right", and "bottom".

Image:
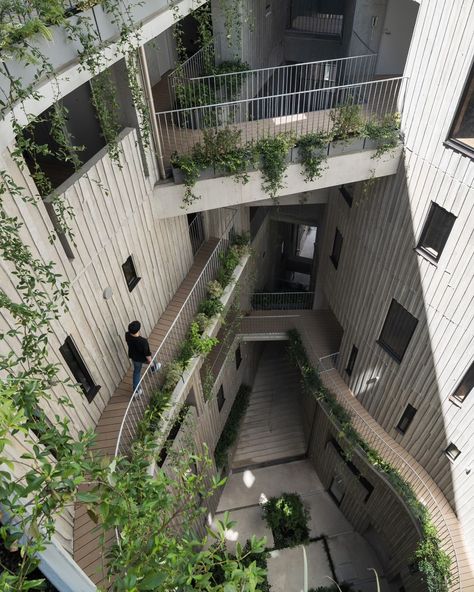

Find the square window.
[
  {"left": 339, "top": 184, "right": 354, "bottom": 207},
  {"left": 59, "top": 336, "right": 101, "bottom": 402},
  {"left": 217, "top": 385, "right": 225, "bottom": 412},
  {"left": 451, "top": 361, "right": 474, "bottom": 404},
  {"left": 396, "top": 404, "right": 417, "bottom": 434},
  {"left": 417, "top": 202, "right": 456, "bottom": 262},
  {"left": 345, "top": 345, "right": 358, "bottom": 376},
  {"left": 330, "top": 227, "right": 343, "bottom": 269},
  {"left": 235, "top": 344, "right": 242, "bottom": 370},
  {"left": 122, "top": 255, "right": 141, "bottom": 292},
  {"left": 377, "top": 299, "right": 418, "bottom": 363},
  {"left": 446, "top": 62, "right": 474, "bottom": 157},
  {"left": 445, "top": 443, "right": 461, "bottom": 462}
]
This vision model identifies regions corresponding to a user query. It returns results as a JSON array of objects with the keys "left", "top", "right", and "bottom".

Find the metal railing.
[
  {"left": 250, "top": 291, "right": 314, "bottom": 310},
  {"left": 168, "top": 41, "right": 217, "bottom": 104},
  {"left": 170, "top": 54, "right": 377, "bottom": 107},
  {"left": 188, "top": 212, "right": 205, "bottom": 256},
  {"left": 155, "top": 76, "right": 405, "bottom": 171},
  {"left": 299, "top": 330, "right": 461, "bottom": 592},
  {"left": 114, "top": 209, "right": 236, "bottom": 457}
]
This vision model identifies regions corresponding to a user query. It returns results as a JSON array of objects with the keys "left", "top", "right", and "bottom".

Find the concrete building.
[{"left": 0, "top": 0, "right": 473, "bottom": 590}]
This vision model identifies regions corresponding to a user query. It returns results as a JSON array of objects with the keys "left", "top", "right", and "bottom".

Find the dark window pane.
[
  {"left": 418, "top": 202, "right": 456, "bottom": 261},
  {"left": 451, "top": 361, "right": 474, "bottom": 403},
  {"left": 59, "top": 336, "right": 100, "bottom": 402},
  {"left": 445, "top": 443, "right": 461, "bottom": 462},
  {"left": 396, "top": 404, "right": 417, "bottom": 434},
  {"left": 235, "top": 345, "right": 242, "bottom": 370},
  {"left": 122, "top": 255, "right": 141, "bottom": 292},
  {"left": 339, "top": 184, "right": 354, "bottom": 207},
  {"left": 377, "top": 299, "right": 418, "bottom": 363},
  {"left": 345, "top": 345, "right": 358, "bottom": 376},
  {"left": 217, "top": 385, "right": 225, "bottom": 411},
  {"left": 330, "top": 227, "right": 343, "bottom": 269}
]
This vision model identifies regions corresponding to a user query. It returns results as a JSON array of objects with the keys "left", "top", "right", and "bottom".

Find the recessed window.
[
  {"left": 417, "top": 202, "right": 456, "bottom": 262},
  {"left": 330, "top": 227, "right": 343, "bottom": 269},
  {"left": 360, "top": 476, "right": 374, "bottom": 503},
  {"left": 377, "top": 299, "right": 418, "bottom": 363},
  {"left": 235, "top": 344, "right": 242, "bottom": 370},
  {"left": 451, "top": 361, "right": 474, "bottom": 404},
  {"left": 445, "top": 442, "right": 461, "bottom": 462},
  {"left": 339, "top": 184, "right": 354, "bottom": 207},
  {"left": 217, "top": 385, "right": 225, "bottom": 411},
  {"left": 345, "top": 345, "right": 358, "bottom": 376},
  {"left": 122, "top": 255, "right": 141, "bottom": 292},
  {"left": 396, "top": 404, "right": 417, "bottom": 434},
  {"left": 446, "top": 62, "right": 474, "bottom": 157},
  {"left": 59, "top": 336, "right": 101, "bottom": 402}
]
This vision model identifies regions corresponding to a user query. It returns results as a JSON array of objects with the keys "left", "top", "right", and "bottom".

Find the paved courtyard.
[{"left": 212, "top": 460, "right": 390, "bottom": 592}]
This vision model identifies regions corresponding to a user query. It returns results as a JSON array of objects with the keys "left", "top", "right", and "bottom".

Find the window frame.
[
  {"left": 377, "top": 299, "right": 418, "bottom": 364},
  {"left": 122, "top": 255, "right": 141, "bottom": 292},
  {"left": 330, "top": 227, "right": 343, "bottom": 269},
  {"left": 217, "top": 385, "right": 225, "bottom": 412},
  {"left": 396, "top": 404, "right": 417, "bottom": 434},
  {"left": 445, "top": 61, "right": 474, "bottom": 158},
  {"left": 444, "top": 442, "right": 461, "bottom": 462},
  {"left": 59, "top": 336, "right": 101, "bottom": 402},
  {"left": 345, "top": 345, "right": 358, "bottom": 376},
  {"left": 416, "top": 202, "right": 456, "bottom": 263},
  {"left": 450, "top": 361, "right": 474, "bottom": 404}
]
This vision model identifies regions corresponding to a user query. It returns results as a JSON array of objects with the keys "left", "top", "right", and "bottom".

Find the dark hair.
[{"left": 128, "top": 320, "right": 141, "bottom": 334}]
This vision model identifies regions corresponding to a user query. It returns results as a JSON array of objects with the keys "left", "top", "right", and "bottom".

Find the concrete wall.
[
  {"left": 347, "top": 0, "right": 387, "bottom": 56},
  {"left": 144, "top": 28, "right": 177, "bottom": 86},
  {"left": 283, "top": 32, "right": 343, "bottom": 63},
  {"left": 375, "top": 0, "right": 419, "bottom": 76}
]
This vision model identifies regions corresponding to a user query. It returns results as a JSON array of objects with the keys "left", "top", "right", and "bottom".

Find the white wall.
[{"left": 375, "top": 0, "right": 419, "bottom": 76}]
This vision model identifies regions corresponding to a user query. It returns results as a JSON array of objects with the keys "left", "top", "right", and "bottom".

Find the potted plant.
[
  {"left": 293, "top": 132, "right": 330, "bottom": 182},
  {"left": 328, "top": 101, "right": 364, "bottom": 156},
  {"left": 202, "top": 127, "right": 253, "bottom": 182},
  {"left": 261, "top": 492, "right": 310, "bottom": 549},
  {"left": 363, "top": 112, "right": 400, "bottom": 158}
]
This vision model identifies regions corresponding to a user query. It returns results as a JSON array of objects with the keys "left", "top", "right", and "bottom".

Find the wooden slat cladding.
[
  {"left": 317, "top": 0, "right": 474, "bottom": 573},
  {"left": 0, "top": 128, "right": 193, "bottom": 554}
]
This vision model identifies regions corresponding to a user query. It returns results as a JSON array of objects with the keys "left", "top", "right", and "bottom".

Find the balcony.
[{"left": 153, "top": 55, "right": 405, "bottom": 216}]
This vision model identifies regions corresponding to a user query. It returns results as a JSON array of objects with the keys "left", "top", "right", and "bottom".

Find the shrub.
[
  {"left": 262, "top": 492, "right": 310, "bottom": 549},
  {"left": 207, "top": 279, "right": 224, "bottom": 299},
  {"left": 217, "top": 244, "right": 241, "bottom": 287},
  {"left": 199, "top": 296, "right": 224, "bottom": 318},
  {"left": 309, "top": 583, "right": 354, "bottom": 592},
  {"left": 296, "top": 132, "right": 330, "bottom": 182},
  {"left": 330, "top": 102, "right": 364, "bottom": 141},
  {"left": 214, "top": 383, "right": 251, "bottom": 470},
  {"left": 256, "top": 133, "right": 294, "bottom": 200},
  {"left": 195, "top": 312, "right": 211, "bottom": 332},
  {"left": 364, "top": 112, "right": 400, "bottom": 158},
  {"left": 162, "top": 360, "right": 186, "bottom": 392}
]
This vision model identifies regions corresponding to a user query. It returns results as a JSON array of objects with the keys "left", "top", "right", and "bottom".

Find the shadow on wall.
[{"left": 321, "top": 154, "right": 462, "bottom": 516}]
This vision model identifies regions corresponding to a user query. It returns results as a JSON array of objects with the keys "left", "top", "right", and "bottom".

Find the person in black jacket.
[{"left": 125, "top": 320, "right": 160, "bottom": 396}]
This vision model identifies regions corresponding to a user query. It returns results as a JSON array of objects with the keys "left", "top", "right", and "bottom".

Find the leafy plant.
[
  {"left": 217, "top": 244, "right": 241, "bottom": 287},
  {"left": 296, "top": 132, "right": 330, "bottom": 182},
  {"left": 364, "top": 113, "right": 400, "bottom": 158},
  {"left": 310, "top": 583, "right": 354, "bottom": 592},
  {"left": 256, "top": 133, "right": 294, "bottom": 201},
  {"left": 162, "top": 360, "right": 186, "bottom": 392},
  {"left": 262, "top": 492, "right": 310, "bottom": 549},
  {"left": 195, "top": 312, "right": 212, "bottom": 332},
  {"left": 207, "top": 279, "right": 224, "bottom": 299},
  {"left": 330, "top": 102, "right": 364, "bottom": 142},
  {"left": 214, "top": 383, "right": 251, "bottom": 470},
  {"left": 199, "top": 296, "right": 225, "bottom": 318}
]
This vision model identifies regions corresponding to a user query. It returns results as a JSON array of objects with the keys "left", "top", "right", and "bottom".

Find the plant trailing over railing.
[
  {"left": 255, "top": 133, "right": 295, "bottom": 201},
  {"left": 287, "top": 330, "right": 452, "bottom": 592},
  {"left": 295, "top": 132, "right": 330, "bottom": 182},
  {"left": 214, "top": 383, "right": 251, "bottom": 471},
  {"left": 329, "top": 101, "right": 364, "bottom": 142},
  {"left": 364, "top": 112, "right": 401, "bottom": 159}
]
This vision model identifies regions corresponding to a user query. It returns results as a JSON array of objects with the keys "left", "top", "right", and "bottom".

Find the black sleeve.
[{"left": 144, "top": 339, "right": 151, "bottom": 358}]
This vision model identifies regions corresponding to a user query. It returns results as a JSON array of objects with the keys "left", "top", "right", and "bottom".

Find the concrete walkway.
[
  {"left": 213, "top": 460, "right": 390, "bottom": 592},
  {"left": 232, "top": 342, "right": 306, "bottom": 470}
]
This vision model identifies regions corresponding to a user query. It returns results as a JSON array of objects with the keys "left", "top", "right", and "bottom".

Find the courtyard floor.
[{"left": 213, "top": 460, "right": 390, "bottom": 592}]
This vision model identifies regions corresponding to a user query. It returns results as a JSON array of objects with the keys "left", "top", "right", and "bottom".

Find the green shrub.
[
  {"left": 162, "top": 360, "right": 186, "bottom": 392},
  {"left": 199, "top": 296, "right": 224, "bottom": 318},
  {"left": 207, "top": 279, "right": 224, "bottom": 299},
  {"left": 364, "top": 112, "right": 400, "bottom": 158},
  {"left": 262, "top": 492, "right": 310, "bottom": 549},
  {"left": 309, "top": 583, "right": 354, "bottom": 592},
  {"left": 256, "top": 133, "right": 294, "bottom": 200},
  {"left": 241, "top": 539, "right": 271, "bottom": 592},
  {"left": 214, "top": 383, "right": 251, "bottom": 470},
  {"left": 296, "top": 132, "right": 330, "bottom": 182},
  {"left": 217, "top": 244, "right": 241, "bottom": 287},
  {"left": 330, "top": 102, "right": 363, "bottom": 141}
]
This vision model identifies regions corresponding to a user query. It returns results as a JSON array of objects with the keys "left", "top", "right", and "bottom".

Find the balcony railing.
[
  {"left": 169, "top": 54, "right": 377, "bottom": 106},
  {"left": 289, "top": 11, "right": 344, "bottom": 37},
  {"left": 188, "top": 212, "right": 205, "bottom": 256},
  {"left": 155, "top": 76, "right": 406, "bottom": 172},
  {"left": 250, "top": 291, "right": 314, "bottom": 310},
  {"left": 115, "top": 208, "right": 236, "bottom": 457}
]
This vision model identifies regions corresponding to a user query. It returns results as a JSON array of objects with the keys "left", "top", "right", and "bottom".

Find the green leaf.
[{"left": 140, "top": 572, "right": 166, "bottom": 589}]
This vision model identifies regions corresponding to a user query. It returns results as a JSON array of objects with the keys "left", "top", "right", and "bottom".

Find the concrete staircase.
[{"left": 232, "top": 342, "right": 306, "bottom": 470}]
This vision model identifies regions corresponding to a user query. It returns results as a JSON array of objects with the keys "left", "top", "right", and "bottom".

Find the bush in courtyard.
[
  {"left": 262, "top": 492, "right": 310, "bottom": 549},
  {"left": 309, "top": 583, "right": 355, "bottom": 592}
]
